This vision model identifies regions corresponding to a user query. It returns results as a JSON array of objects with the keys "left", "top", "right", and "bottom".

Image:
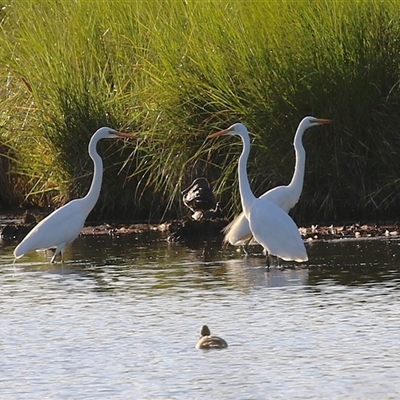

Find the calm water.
[{"left": 1, "top": 232, "right": 400, "bottom": 399}]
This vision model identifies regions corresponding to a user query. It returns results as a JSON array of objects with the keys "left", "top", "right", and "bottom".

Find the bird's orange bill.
[
  {"left": 115, "top": 131, "right": 133, "bottom": 138},
  {"left": 207, "top": 128, "right": 230, "bottom": 139},
  {"left": 313, "top": 118, "right": 331, "bottom": 124}
]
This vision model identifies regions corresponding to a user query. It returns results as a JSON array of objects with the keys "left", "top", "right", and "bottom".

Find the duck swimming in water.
[
  {"left": 196, "top": 325, "right": 228, "bottom": 350},
  {"left": 182, "top": 178, "right": 216, "bottom": 220}
]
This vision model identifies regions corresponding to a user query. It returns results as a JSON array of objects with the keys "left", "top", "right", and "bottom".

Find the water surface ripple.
[{"left": 1, "top": 235, "right": 400, "bottom": 399}]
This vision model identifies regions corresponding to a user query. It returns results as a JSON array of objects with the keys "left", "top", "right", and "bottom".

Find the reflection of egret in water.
[
  {"left": 223, "top": 258, "right": 309, "bottom": 290},
  {"left": 23, "top": 235, "right": 234, "bottom": 295},
  {"left": 264, "top": 267, "right": 309, "bottom": 288},
  {"left": 167, "top": 238, "right": 226, "bottom": 264},
  {"left": 6, "top": 234, "right": 400, "bottom": 301}
]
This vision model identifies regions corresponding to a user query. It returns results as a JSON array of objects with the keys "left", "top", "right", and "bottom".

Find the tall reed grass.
[{"left": 1, "top": 0, "right": 400, "bottom": 222}]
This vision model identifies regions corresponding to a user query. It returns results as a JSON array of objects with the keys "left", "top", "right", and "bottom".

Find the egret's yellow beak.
[
  {"left": 207, "top": 128, "right": 230, "bottom": 139},
  {"left": 313, "top": 118, "right": 331, "bottom": 125},
  {"left": 115, "top": 131, "right": 133, "bottom": 138}
]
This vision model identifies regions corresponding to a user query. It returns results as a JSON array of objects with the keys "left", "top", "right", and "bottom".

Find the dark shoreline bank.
[{"left": 1, "top": 210, "right": 398, "bottom": 243}]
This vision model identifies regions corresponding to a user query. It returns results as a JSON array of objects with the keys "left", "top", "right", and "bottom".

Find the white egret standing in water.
[
  {"left": 14, "top": 127, "right": 132, "bottom": 263},
  {"left": 223, "top": 117, "right": 331, "bottom": 247},
  {"left": 208, "top": 123, "right": 308, "bottom": 264}
]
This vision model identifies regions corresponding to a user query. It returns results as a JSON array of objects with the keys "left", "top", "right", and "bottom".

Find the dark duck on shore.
[
  {"left": 182, "top": 178, "right": 216, "bottom": 220},
  {"left": 196, "top": 325, "right": 228, "bottom": 350},
  {"left": 167, "top": 178, "right": 227, "bottom": 242}
]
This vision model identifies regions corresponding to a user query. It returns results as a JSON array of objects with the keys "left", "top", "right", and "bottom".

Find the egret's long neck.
[
  {"left": 238, "top": 133, "right": 256, "bottom": 219},
  {"left": 288, "top": 127, "right": 306, "bottom": 195},
  {"left": 81, "top": 135, "right": 103, "bottom": 214}
]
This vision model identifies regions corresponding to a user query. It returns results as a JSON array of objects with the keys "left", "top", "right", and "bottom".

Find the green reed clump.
[
  {"left": 141, "top": 0, "right": 400, "bottom": 222},
  {"left": 1, "top": 0, "right": 400, "bottom": 222},
  {"left": 0, "top": 1, "right": 155, "bottom": 218}
]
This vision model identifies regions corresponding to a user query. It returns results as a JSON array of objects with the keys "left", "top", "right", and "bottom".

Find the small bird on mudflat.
[{"left": 196, "top": 325, "right": 228, "bottom": 350}]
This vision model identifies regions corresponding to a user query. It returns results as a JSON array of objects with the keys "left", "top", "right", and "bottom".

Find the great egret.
[
  {"left": 13, "top": 127, "right": 132, "bottom": 263},
  {"left": 223, "top": 117, "right": 331, "bottom": 246},
  {"left": 196, "top": 325, "right": 228, "bottom": 350},
  {"left": 208, "top": 123, "right": 308, "bottom": 263}
]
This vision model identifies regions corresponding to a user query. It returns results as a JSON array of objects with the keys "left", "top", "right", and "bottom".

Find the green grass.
[{"left": 1, "top": 0, "right": 400, "bottom": 222}]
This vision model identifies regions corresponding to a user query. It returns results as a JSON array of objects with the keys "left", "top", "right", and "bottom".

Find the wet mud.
[{"left": 1, "top": 210, "right": 399, "bottom": 243}]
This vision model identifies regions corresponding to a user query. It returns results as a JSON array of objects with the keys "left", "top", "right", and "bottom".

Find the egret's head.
[
  {"left": 207, "top": 123, "right": 249, "bottom": 139},
  {"left": 299, "top": 116, "right": 331, "bottom": 130}
]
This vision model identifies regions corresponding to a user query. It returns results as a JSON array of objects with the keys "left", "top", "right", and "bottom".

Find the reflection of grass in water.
[
  {"left": 73, "top": 235, "right": 249, "bottom": 294},
  {"left": 308, "top": 239, "right": 400, "bottom": 286},
  {"left": 1, "top": 1, "right": 400, "bottom": 221}
]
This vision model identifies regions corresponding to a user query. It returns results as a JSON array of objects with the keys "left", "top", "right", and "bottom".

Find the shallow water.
[{"left": 1, "top": 233, "right": 400, "bottom": 399}]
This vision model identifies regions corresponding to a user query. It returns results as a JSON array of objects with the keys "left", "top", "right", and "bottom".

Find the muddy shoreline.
[
  {"left": 1, "top": 209, "right": 399, "bottom": 243},
  {"left": 80, "top": 221, "right": 400, "bottom": 242}
]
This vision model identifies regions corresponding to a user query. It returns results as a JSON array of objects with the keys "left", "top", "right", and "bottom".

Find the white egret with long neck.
[
  {"left": 223, "top": 117, "right": 331, "bottom": 246},
  {"left": 208, "top": 123, "right": 309, "bottom": 264},
  {"left": 14, "top": 127, "right": 132, "bottom": 263}
]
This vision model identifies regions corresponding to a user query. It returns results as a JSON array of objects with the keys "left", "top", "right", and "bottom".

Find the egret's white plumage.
[
  {"left": 14, "top": 127, "right": 132, "bottom": 263},
  {"left": 223, "top": 117, "right": 331, "bottom": 246},
  {"left": 208, "top": 123, "right": 308, "bottom": 263}
]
